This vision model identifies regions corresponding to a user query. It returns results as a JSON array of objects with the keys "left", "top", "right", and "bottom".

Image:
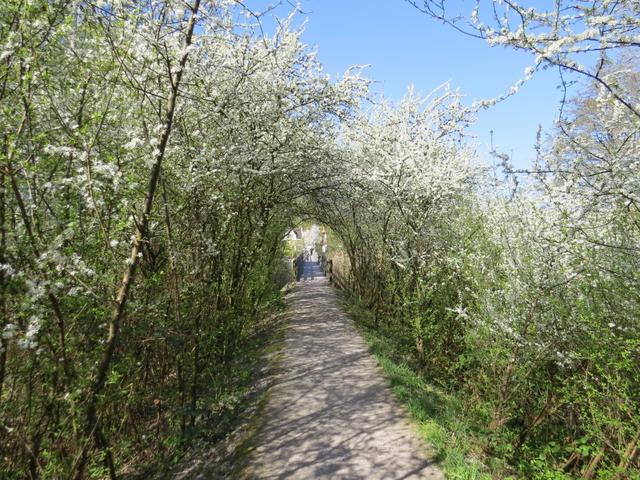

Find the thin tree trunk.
[
  {"left": 582, "top": 451, "right": 604, "bottom": 479},
  {"left": 5, "top": 113, "right": 73, "bottom": 386},
  {"left": 74, "top": 2, "right": 201, "bottom": 477},
  {"left": 8, "top": 167, "right": 73, "bottom": 384},
  {"left": 0, "top": 167, "right": 6, "bottom": 398},
  {"left": 617, "top": 431, "right": 638, "bottom": 474},
  {"left": 189, "top": 309, "right": 200, "bottom": 430},
  {"left": 161, "top": 174, "right": 187, "bottom": 434}
]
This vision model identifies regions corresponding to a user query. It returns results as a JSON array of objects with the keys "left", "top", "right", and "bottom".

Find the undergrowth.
[
  {"left": 342, "top": 295, "right": 514, "bottom": 480},
  {"left": 126, "top": 293, "right": 289, "bottom": 479}
]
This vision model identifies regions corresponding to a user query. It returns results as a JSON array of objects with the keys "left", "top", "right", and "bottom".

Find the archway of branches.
[{"left": 2, "top": 1, "right": 638, "bottom": 478}]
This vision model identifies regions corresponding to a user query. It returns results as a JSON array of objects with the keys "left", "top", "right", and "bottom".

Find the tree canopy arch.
[{"left": 0, "top": 1, "right": 638, "bottom": 478}]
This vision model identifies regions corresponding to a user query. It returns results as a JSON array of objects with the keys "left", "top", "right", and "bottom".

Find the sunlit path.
[{"left": 246, "top": 260, "right": 443, "bottom": 480}]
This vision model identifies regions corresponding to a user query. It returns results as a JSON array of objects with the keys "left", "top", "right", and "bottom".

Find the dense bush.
[
  {"left": 321, "top": 74, "right": 639, "bottom": 478},
  {"left": 0, "top": 1, "right": 364, "bottom": 477}
]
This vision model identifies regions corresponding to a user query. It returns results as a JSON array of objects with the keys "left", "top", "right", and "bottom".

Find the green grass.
[{"left": 342, "top": 296, "right": 511, "bottom": 480}]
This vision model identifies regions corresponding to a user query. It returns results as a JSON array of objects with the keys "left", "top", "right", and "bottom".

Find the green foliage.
[
  {"left": 345, "top": 294, "right": 498, "bottom": 479},
  {"left": 0, "top": 1, "right": 363, "bottom": 477},
  {"left": 322, "top": 68, "right": 640, "bottom": 477},
  {"left": 0, "top": 1, "right": 637, "bottom": 478}
]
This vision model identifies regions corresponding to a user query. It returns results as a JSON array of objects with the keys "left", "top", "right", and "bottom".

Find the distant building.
[{"left": 285, "top": 228, "right": 302, "bottom": 241}]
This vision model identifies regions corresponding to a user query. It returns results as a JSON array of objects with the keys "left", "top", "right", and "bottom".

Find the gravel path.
[{"left": 246, "top": 260, "right": 444, "bottom": 479}]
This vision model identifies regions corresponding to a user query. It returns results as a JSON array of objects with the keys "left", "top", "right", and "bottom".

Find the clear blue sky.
[{"left": 249, "top": 0, "right": 565, "bottom": 169}]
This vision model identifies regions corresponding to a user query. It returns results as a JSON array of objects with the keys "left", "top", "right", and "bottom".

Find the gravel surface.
[{"left": 246, "top": 260, "right": 444, "bottom": 479}]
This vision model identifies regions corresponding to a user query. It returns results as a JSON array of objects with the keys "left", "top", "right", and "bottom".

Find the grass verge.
[{"left": 341, "top": 295, "right": 512, "bottom": 480}]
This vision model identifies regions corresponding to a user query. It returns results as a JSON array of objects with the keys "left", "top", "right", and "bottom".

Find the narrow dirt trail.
[{"left": 245, "top": 260, "right": 444, "bottom": 479}]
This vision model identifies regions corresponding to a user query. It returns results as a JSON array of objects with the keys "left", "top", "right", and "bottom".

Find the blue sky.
[{"left": 250, "top": 1, "right": 566, "bottom": 169}]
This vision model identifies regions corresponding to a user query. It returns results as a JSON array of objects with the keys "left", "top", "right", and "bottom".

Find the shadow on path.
[{"left": 245, "top": 261, "right": 443, "bottom": 479}]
